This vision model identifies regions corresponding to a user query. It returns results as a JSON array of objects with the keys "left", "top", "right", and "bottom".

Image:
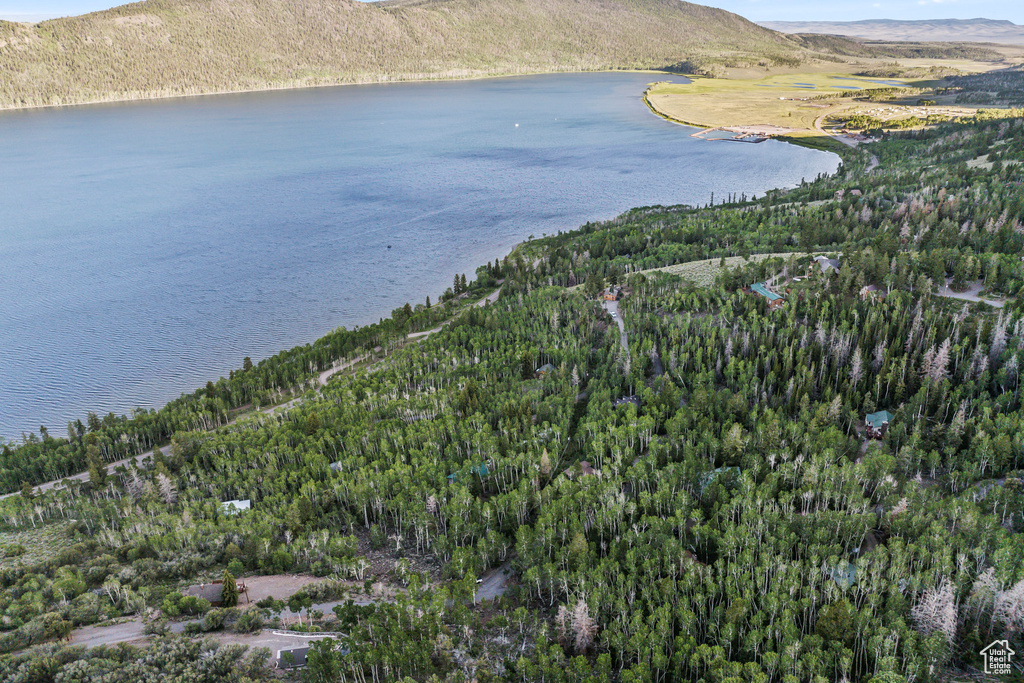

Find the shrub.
[
  {"left": 202, "top": 608, "right": 227, "bottom": 631},
  {"left": 144, "top": 619, "right": 170, "bottom": 636},
  {"left": 233, "top": 609, "right": 264, "bottom": 633},
  {"left": 268, "top": 549, "right": 294, "bottom": 573},
  {"left": 181, "top": 595, "right": 211, "bottom": 616},
  {"left": 1, "top": 544, "right": 26, "bottom": 558},
  {"left": 161, "top": 591, "right": 183, "bottom": 618}
]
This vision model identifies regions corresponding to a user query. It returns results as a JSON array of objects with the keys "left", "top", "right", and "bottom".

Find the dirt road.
[
  {"left": 70, "top": 620, "right": 148, "bottom": 648},
  {"left": 937, "top": 279, "right": 1006, "bottom": 308},
  {"left": 0, "top": 448, "right": 156, "bottom": 501},
  {"left": 2, "top": 350, "right": 377, "bottom": 501},
  {"left": 408, "top": 286, "right": 502, "bottom": 340},
  {"left": 813, "top": 107, "right": 880, "bottom": 171},
  {"left": 602, "top": 300, "right": 630, "bottom": 370},
  {"left": 474, "top": 561, "right": 512, "bottom": 603}
]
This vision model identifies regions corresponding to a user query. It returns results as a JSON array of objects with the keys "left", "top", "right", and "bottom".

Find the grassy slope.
[
  {"left": 637, "top": 252, "right": 808, "bottom": 286},
  {"left": 0, "top": 0, "right": 808, "bottom": 109}
]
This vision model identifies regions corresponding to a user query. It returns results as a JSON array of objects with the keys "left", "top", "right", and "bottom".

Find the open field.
[
  {"left": 647, "top": 72, "right": 933, "bottom": 132},
  {"left": 637, "top": 253, "right": 806, "bottom": 287},
  {"left": 645, "top": 54, "right": 1023, "bottom": 145}
]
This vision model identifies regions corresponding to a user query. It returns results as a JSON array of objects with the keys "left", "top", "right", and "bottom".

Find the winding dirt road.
[{"left": 3, "top": 289, "right": 508, "bottom": 502}]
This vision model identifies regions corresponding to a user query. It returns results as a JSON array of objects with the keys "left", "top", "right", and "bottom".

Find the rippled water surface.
[{"left": 0, "top": 73, "right": 839, "bottom": 438}]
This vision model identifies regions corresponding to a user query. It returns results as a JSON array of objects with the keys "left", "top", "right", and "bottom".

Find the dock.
[{"left": 691, "top": 124, "right": 797, "bottom": 143}]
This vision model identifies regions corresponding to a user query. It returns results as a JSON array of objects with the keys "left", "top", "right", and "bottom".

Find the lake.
[{"left": 0, "top": 72, "right": 839, "bottom": 439}]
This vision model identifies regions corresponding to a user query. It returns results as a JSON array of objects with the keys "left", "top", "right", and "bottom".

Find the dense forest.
[{"left": 1, "top": 114, "right": 1023, "bottom": 682}]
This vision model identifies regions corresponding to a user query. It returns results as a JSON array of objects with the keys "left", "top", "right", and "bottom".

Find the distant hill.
[
  {"left": 760, "top": 18, "right": 1024, "bottom": 45},
  {"left": 0, "top": 0, "right": 813, "bottom": 109}
]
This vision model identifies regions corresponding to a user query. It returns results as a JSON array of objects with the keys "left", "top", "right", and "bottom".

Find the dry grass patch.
[
  {"left": 0, "top": 522, "right": 74, "bottom": 569},
  {"left": 646, "top": 73, "right": 924, "bottom": 133},
  {"left": 638, "top": 252, "right": 806, "bottom": 287}
]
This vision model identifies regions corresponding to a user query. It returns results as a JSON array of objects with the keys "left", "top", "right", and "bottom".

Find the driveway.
[
  {"left": 602, "top": 300, "right": 629, "bottom": 368},
  {"left": 210, "top": 629, "right": 338, "bottom": 654},
  {"left": 70, "top": 619, "right": 148, "bottom": 648},
  {"left": 936, "top": 279, "right": 1006, "bottom": 308},
  {"left": 474, "top": 562, "right": 513, "bottom": 603}
]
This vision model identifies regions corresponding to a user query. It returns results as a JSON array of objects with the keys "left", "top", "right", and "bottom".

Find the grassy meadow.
[
  {"left": 647, "top": 72, "right": 936, "bottom": 131},
  {"left": 636, "top": 253, "right": 808, "bottom": 287},
  {"left": 645, "top": 52, "right": 1024, "bottom": 145}
]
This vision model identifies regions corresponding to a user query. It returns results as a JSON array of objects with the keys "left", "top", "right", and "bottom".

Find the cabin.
[
  {"left": 853, "top": 530, "right": 882, "bottom": 557},
  {"left": 859, "top": 285, "right": 884, "bottom": 301},
  {"left": 749, "top": 282, "right": 785, "bottom": 309},
  {"left": 183, "top": 579, "right": 249, "bottom": 607},
  {"left": 221, "top": 499, "right": 251, "bottom": 514},
  {"left": 865, "top": 410, "right": 895, "bottom": 439},
  {"left": 813, "top": 255, "right": 841, "bottom": 275},
  {"left": 183, "top": 583, "right": 224, "bottom": 605},
  {"left": 602, "top": 287, "right": 622, "bottom": 301},
  {"left": 276, "top": 646, "right": 310, "bottom": 669},
  {"left": 535, "top": 363, "right": 556, "bottom": 378},
  {"left": 827, "top": 562, "right": 858, "bottom": 589},
  {"left": 564, "top": 460, "right": 599, "bottom": 479},
  {"left": 447, "top": 462, "right": 489, "bottom": 483},
  {"left": 697, "top": 467, "right": 741, "bottom": 495},
  {"left": 613, "top": 395, "right": 641, "bottom": 408},
  {"left": 330, "top": 461, "right": 343, "bottom": 473}
]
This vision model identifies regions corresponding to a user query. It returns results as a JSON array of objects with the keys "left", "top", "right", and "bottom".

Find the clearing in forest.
[{"left": 637, "top": 253, "right": 806, "bottom": 287}]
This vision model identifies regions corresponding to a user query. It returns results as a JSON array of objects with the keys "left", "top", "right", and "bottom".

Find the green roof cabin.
[
  {"left": 447, "top": 462, "right": 489, "bottom": 483},
  {"left": 865, "top": 410, "right": 894, "bottom": 439},
  {"left": 535, "top": 363, "right": 556, "bottom": 378},
  {"left": 749, "top": 282, "right": 784, "bottom": 309}
]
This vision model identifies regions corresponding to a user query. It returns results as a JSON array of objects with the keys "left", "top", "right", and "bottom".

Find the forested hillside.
[
  {"left": 0, "top": 0, "right": 808, "bottom": 109},
  {"left": 2, "top": 116, "right": 1024, "bottom": 681}
]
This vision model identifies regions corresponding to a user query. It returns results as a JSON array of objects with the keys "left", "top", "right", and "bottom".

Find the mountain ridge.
[
  {"left": 0, "top": 0, "right": 811, "bottom": 109},
  {"left": 760, "top": 18, "right": 1024, "bottom": 45}
]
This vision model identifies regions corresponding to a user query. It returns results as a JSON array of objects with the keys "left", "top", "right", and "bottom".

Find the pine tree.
[{"left": 221, "top": 570, "right": 239, "bottom": 607}]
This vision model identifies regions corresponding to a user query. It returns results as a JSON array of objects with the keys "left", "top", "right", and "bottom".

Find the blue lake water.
[{"left": 0, "top": 72, "right": 839, "bottom": 439}]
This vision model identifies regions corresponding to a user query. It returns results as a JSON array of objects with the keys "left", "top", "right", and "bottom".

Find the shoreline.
[
  {"left": 643, "top": 83, "right": 858, "bottom": 157},
  {"left": 0, "top": 75, "right": 843, "bottom": 442},
  {"left": 0, "top": 67, "right": 675, "bottom": 114}
]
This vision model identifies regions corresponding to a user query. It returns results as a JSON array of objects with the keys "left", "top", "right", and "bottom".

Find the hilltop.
[
  {"left": 0, "top": 0, "right": 812, "bottom": 109},
  {"left": 761, "top": 18, "right": 1024, "bottom": 45}
]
